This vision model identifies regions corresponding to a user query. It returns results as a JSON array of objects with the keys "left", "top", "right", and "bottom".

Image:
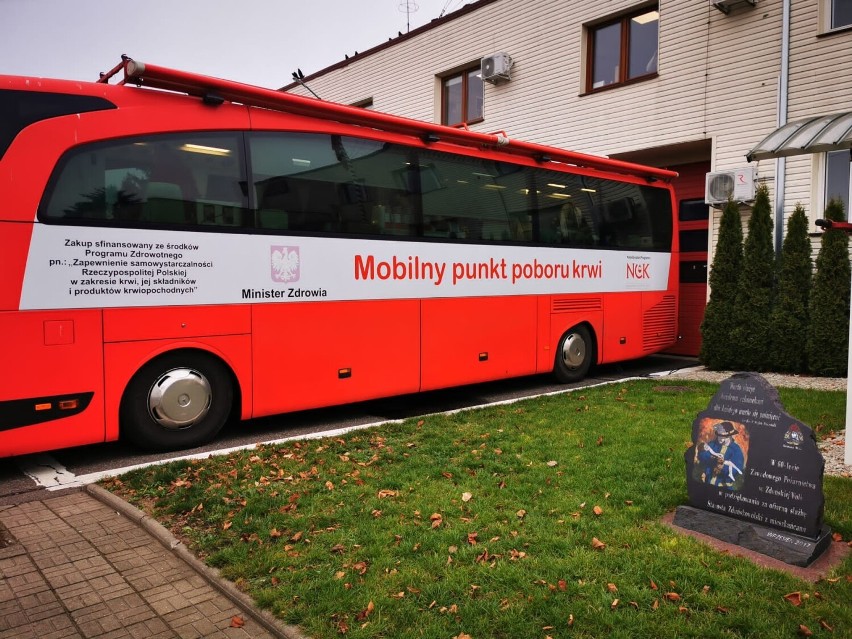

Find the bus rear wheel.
[
  {"left": 120, "top": 351, "right": 233, "bottom": 451},
  {"left": 554, "top": 325, "right": 593, "bottom": 383}
]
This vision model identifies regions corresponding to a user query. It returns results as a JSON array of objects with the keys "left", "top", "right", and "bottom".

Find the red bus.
[{"left": 0, "top": 56, "right": 678, "bottom": 457}]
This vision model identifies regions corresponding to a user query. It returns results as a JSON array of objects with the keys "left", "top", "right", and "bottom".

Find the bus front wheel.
[
  {"left": 554, "top": 325, "right": 593, "bottom": 383},
  {"left": 120, "top": 351, "right": 233, "bottom": 451}
]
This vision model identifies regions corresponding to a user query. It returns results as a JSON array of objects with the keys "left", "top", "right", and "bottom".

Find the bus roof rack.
[{"left": 99, "top": 56, "right": 677, "bottom": 182}]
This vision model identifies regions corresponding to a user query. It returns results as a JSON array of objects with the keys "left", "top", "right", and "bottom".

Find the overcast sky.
[{"left": 1, "top": 0, "right": 465, "bottom": 87}]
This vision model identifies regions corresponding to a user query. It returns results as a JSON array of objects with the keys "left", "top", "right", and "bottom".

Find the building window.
[
  {"left": 831, "top": 0, "right": 852, "bottom": 29},
  {"left": 442, "top": 66, "right": 483, "bottom": 126},
  {"left": 587, "top": 6, "right": 659, "bottom": 92},
  {"left": 825, "top": 149, "right": 851, "bottom": 214}
]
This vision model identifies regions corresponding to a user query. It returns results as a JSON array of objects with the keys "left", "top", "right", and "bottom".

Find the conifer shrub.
[
  {"left": 769, "top": 204, "right": 811, "bottom": 372},
  {"left": 700, "top": 199, "right": 743, "bottom": 369},
  {"left": 731, "top": 185, "right": 775, "bottom": 370},
  {"left": 807, "top": 198, "right": 850, "bottom": 376}
]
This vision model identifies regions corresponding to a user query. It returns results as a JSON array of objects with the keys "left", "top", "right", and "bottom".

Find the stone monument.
[{"left": 674, "top": 372, "right": 832, "bottom": 566}]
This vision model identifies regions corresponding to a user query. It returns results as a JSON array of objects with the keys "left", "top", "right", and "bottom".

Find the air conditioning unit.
[
  {"left": 705, "top": 167, "right": 757, "bottom": 205},
  {"left": 481, "top": 53, "right": 513, "bottom": 84}
]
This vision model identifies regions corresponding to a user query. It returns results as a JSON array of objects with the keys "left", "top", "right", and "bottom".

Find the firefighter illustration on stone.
[{"left": 697, "top": 421, "right": 745, "bottom": 490}]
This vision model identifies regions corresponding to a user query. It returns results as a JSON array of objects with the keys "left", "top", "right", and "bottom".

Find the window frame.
[
  {"left": 823, "top": 149, "right": 852, "bottom": 215},
  {"left": 440, "top": 65, "right": 484, "bottom": 127},
  {"left": 585, "top": 5, "right": 659, "bottom": 94},
  {"left": 831, "top": 0, "right": 852, "bottom": 30}
]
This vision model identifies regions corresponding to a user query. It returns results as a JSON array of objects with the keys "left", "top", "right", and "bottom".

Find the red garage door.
[{"left": 666, "top": 162, "right": 709, "bottom": 356}]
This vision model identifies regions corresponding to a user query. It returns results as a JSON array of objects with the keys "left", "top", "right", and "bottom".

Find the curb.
[{"left": 86, "top": 483, "right": 310, "bottom": 639}]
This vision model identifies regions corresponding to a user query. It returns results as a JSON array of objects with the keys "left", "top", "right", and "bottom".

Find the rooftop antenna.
[
  {"left": 291, "top": 69, "right": 321, "bottom": 100},
  {"left": 398, "top": 0, "right": 419, "bottom": 33}
]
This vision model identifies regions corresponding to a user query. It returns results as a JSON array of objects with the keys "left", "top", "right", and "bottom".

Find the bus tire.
[
  {"left": 553, "top": 325, "right": 593, "bottom": 383},
  {"left": 120, "top": 350, "right": 233, "bottom": 451}
]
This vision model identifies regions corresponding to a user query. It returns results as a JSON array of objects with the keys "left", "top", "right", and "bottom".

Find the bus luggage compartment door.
[{"left": 421, "top": 296, "right": 537, "bottom": 391}]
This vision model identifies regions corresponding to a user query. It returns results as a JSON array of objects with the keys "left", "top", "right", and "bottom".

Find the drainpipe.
[{"left": 773, "top": 0, "right": 791, "bottom": 253}]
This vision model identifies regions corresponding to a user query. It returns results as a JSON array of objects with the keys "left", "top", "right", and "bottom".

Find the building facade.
[{"left": 284, "top": 0, "right": 852, "bottom": 355}]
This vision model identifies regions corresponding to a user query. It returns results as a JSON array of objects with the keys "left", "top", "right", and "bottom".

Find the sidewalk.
[{"left": 0, "top": 487, "right": 306, "bottom": 639}]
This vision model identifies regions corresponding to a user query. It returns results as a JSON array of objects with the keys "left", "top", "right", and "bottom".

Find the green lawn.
[{"left": 104, "top": 379, "right": 851, "bottom": 639}]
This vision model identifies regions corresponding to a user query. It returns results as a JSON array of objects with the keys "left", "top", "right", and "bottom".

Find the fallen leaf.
[
  {"left": 377, "top": 489, "right": 397, "bottom": 498},
  {"left": 547, "top": 460, "right": 558, "bottom": 467},
  {"left": 624, "top": 500, "right": 634, "bottom": 505},
  {"left": 819, "top": 619, "right": 834, "bottom": 632},
  {"left": 558, "top": 579, "right": 567, "bottom": 591},
  {"left": 650, "top": 579, "right": 658, "bottom": 590},
  {"left": 784, "top": 592, "right": 803, "bottom": 607},
  {"left": 611, "top": 599, "right": 620, "bottom": 609},
  {"left": 430, "top": 513, "right": 443, "bottom": 528},
  {"left": 665, "top": 592, "right": 681, "bottom": 602},
  {"left": 567, "top": 614, "right": 575, "bottom": 627},
  {"left": 652, "top": 599, "right": 659, "bottom": 610},
  {"left": 607, "top": 583, "right": 618, "bottom": 593},
  {"left": 516, "top": 509, "right": 527, "bottom": 519},
  {"left": 629, "top": 601, "right": 639, "bottom": 609},
  {"left": 269, "top": 528, "right": 283, "bottom": 538},
  {"left": 798, "top": 624, "right": 813, "bottom": 637},
  {"left": 330, "top": 544, "right": 346, "bottom": 554},
  {"left": 591, "top": 537, "right": 606, "bottom": 550},
  {"left": 355, "top": 601, "right": 375, "bottom": 621},
  {"left": 467, "top": 532, "right": 479, "bottom": 545},
  {"left": 453, "top": 634, "right": 472, "bottom": 639},
  {"left": 593, "top": 505, "right": 603, "bottom": 516},
  {"left": 831, "top": 532, "right": 843, "bottom": 542},
  {"left": 462, "top": 492, "right": 473, "bottom": 502},
  {"left": 223, "top": 521, "right": 232, "bottom": 530},
  {"left": 230, "top": 616, "right": 245, "bottom": 628},
  {"left": 290, "top": 531, "right": 303, "bottom": 543}
]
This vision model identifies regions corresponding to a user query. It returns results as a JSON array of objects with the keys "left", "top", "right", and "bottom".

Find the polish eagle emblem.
[{"left": 271, "top": 246, "right": 300, "bottom": 282}]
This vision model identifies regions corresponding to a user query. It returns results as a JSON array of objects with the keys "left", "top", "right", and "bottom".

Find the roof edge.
[{"left": 279, "top": 0, "right": 500, "bottom": 90}]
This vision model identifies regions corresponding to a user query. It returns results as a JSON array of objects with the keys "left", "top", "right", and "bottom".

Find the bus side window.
[
  {"left": 144, "top": 182, "right": 187, "bottom": 224},
  {"left": 255, "top": 176, "right": 291, "bottom": 230}
]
